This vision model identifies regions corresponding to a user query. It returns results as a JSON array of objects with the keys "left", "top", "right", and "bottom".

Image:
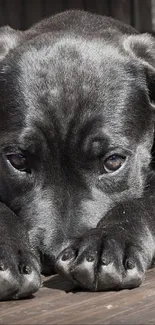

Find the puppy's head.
[{"left": 0, "top": 26, "right": 154, "bottom": 268}]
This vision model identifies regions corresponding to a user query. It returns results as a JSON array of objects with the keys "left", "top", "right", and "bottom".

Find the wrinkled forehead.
[{"left": 2, "top": 35, "right": 151, "bottom": 142}]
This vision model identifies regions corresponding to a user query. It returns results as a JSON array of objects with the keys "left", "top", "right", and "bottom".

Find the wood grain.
[
  {"left": 0, "top": 0, "right": 153, "bottom": 32},
  {"left": 0, "top": 269, "right": 155, "bottom": 324},
  {"left": 110, "top": 0, "right": 132, "bottom": 25},
  {"left": 134, "top": 0, "right": 152, "bottom": 32}
]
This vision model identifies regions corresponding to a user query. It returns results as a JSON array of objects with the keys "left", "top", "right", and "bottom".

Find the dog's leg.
[
  {"left": 0, "top": 202, "right": 41, "bottom": 299},
  {"left": 56, "top": 180, "right": 155, "bottom": 291}
]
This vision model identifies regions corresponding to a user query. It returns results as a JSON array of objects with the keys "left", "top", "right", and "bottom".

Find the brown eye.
[
  {"left": 103, "top": 154, "right": 126, "bottom": 173},
  {"left": 7, "top": 154, "right": 29, "bottom": 172}
]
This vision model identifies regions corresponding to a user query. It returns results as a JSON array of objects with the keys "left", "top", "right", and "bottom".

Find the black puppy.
[{"left": 0, "top": 10, "right": 155, "bottom": 300}]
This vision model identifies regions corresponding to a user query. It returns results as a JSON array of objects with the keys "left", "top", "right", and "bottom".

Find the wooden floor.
[{"left": 0, "top": 269, "right": 155, "bottom": 324}]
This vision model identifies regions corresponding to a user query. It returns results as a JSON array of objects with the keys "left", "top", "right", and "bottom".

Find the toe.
[
  {"left": 56, "top": 247, "right": 76, "bottom": 281},
  {"left": 97, "top": 262, "right": 123, "bottom": 291},
  {"left": 15, "top": 268, "right": 41, "bottom": 299},
  {"left": 96, "top": 239, "right": 123, "bottom": 291},
  {"left": 15, "top": 255, "right": 41, "bottom": 299},
  {"left": 0, "top": 269, "right": 19, "bottom": 300},
  {"left": 71, "top": 251, "right": 98, "bottom": 290},
  {"left": 122, "top": 247, "right": 145, "bottom": 289}
]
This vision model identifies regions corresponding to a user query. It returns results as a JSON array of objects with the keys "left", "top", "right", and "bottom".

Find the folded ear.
[
  {"left": 123, "top": 34, "right": 155, "bottom": 104},
  {"left": 0, "top": 26, "right": 22, "bottom": 61}
]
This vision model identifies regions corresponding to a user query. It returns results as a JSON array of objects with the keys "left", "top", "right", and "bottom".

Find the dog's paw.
[
  {"left": 56, "top": 228, "right": 150, "bottom": 291},
  {"left": 0, "top": 244, "right": 41, "bottom": 300}
]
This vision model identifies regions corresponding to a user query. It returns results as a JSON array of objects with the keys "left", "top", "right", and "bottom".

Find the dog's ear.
[
  {"left": 0, "top": 26, "right": 22, "bottom": 61},
  {"left": 123, "top": 34, "right": 155, "bottom": 104}
]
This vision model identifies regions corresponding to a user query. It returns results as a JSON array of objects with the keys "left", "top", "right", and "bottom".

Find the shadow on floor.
[{"left": 42, "top": 274, "right": 77, "bottom": 292}]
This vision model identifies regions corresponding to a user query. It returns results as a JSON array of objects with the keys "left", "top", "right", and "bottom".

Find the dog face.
[{"left": 0, "top": 20, "right": 154, "bottom": 274}]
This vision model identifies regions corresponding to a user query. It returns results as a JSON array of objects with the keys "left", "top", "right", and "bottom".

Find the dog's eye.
[
  {"left": 7, "top": 154, "right": 29, "bottom": 172},
  {"left": 103, "top": 154, "right": 126, "bottom": 173}
]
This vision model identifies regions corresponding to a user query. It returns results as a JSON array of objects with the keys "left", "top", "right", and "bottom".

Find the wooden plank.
[
  {"left": 0, "top": 269, "right": 155, "bottom": 324},
  {"left": 152, "top": 0, "right": 155, "bottom": 31},
  {"left": 0, "top": 0, "right": 5, "bottom": 27},
  {"left": 84, "top": 0, "right": 110, "bottom": 15},
  {"left": 44, "top": 0, "right": 64, "bottom": 16},
  {"left": 1, "top": 0, "right": 22, "bottom": 29},
  {"left": 23, "top": 0, "right": 43, "bottom": 29},
  {"left": 110, "top": 0, "right": 132, "bottom": 25},
  {"left": 95, "top": 1, "right": 110, "bottom": 16},
  {"left": 66, "top": 0, "right": 84, "bottom": 10},
  {"left": 133, "top": 0, "right": 152, "bottom": 32}
]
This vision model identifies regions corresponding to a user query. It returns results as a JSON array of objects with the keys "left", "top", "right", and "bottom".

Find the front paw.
[
  {"left": 56, "top": 229, "right": 151, "bottom": 291},
  {"left": 0, "top": 244, "right": 41, "bottom": 300}
]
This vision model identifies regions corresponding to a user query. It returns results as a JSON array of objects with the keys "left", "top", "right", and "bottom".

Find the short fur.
[{"left": 0, "top": 10, "right": 155, "bottom": 298}]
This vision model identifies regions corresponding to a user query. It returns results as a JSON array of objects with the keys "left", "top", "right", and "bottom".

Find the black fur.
[{"left": 0, "top": 10, "right": 155, "bottom": 299}]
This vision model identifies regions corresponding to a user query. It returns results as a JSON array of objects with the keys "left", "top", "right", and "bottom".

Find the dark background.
[{"left": 0, "top": 0, "right": 153, "bottom": 32}]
